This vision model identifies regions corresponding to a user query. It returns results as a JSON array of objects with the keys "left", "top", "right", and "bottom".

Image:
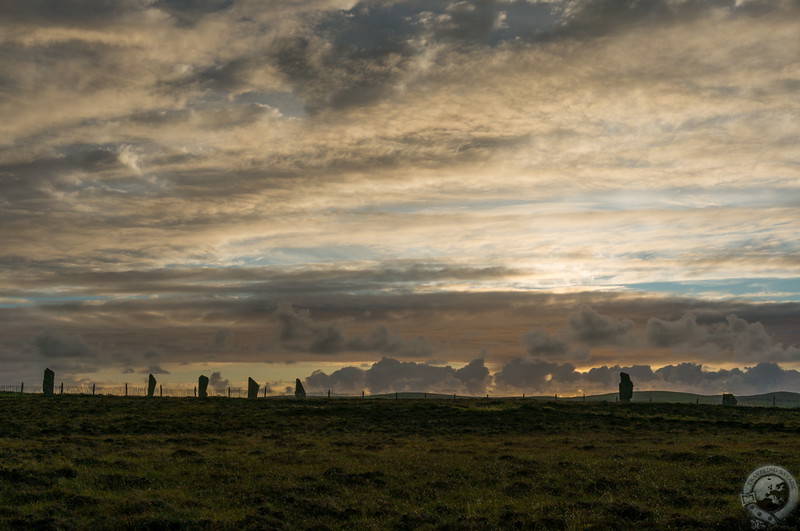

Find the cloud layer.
[{"left": 1, "top": 0, "right": 798, "bottom": 389}]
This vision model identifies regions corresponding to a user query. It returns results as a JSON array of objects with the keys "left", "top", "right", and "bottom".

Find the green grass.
[{"left": 2, "top": 395, "right": 799, "bottom": 530}]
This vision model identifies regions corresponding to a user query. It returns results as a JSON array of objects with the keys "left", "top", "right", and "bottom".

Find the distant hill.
[
  {"left": 370, "top": 390, "right": 800, "bottom": 407},
  {"left": 557, "top": 390, "right": 800, "bottom": 407}
]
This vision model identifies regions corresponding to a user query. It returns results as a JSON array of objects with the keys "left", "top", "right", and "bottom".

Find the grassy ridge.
[{"left": 2, "top": 395, "right": 800, "bottom": 530}]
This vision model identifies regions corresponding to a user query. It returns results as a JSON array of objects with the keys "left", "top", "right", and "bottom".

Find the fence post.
[
  {"left": 424, "top": 393, "right": 427, "bottom": 399},
  {"left": 264, "top": 386, "right": 267, "bottom": 398},
  {"left": 125, "top": 383, "right": 128, "bottom": 396},
  {"left": 194, "top": 386, "right": 197, "bottom": 397},
  {"left": 395, "top": 392, "right": 398, "bottom": 399},
  {"left": 92, "top": 383, "right": 96, "bottom": 395},
  {"left": 773, "top": 396, "right": 776, "bottom": 407},
  {"left": 362, "top": 390, "right": 364, "bottom": 398},
  {"left": 160, "top": 384, "right": 163, "bottom": 397},
  {"left": 20, "top": 382, "right": 24, "bottom": 394},
  {"left": 453, "top": 393, "right": 456, "bottom": 400},
  {"left": 60, "top": 382, "right": 64, "bottom": 394},
  {"left": 327, "top": 389, "right": 331, "bottom": 398},
  {"left": 228, "top": 386, "right": 231, "bottom": 398}
]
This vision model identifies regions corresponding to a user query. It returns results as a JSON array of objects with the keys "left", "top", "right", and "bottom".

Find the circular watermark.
[{"left": 741, "top": 465, "right": 798, "bottom": 528}]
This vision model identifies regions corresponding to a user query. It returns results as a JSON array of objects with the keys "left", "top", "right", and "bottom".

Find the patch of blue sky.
[
  {"left": 557, "top": 186, "right": 800, "bottom": 212},
  {"left": 365, "top": 197, "right": 532, "bottom": 214},
  {"left": 626, "top": 278, "right": 800, "bottom": 302},
  {"left": 233, "top": 91, "right": 306, "bottom": 118}
]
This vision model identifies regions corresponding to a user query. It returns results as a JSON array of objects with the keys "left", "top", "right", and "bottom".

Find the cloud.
[
  {"left": 647, "top": 312, "right": 704, "bottom": 347},
  {"left": 209, "top": 371, "right": 230, "bottom": 391},
  {"left": 523, "top": 327, "right": 570, "bottom": 357},
  {"left": 274, "top": 302, "right": 347, "bottom": 353},
  {"left": 213, "top": 328, "right": 231, "bottom": 349},
  {"left": 647, "top": 312, "right": 800, "bottom": 362},
  {"left": 142, "top": 365, "right": 170, "bottom": 375},
  {"left": 567, "top": 305, "right": 635, "bottom": 346},
  {"left": 33, "top": 330, "right": 95, "bottom": 358},
  {"left": 494, "top": 357, "right": 800, "bottom": 395},
  {"left": 143, "top": 346, "right": 162, "bottom": 360},
  {"left": 0, "top": 0, "right": 798, "bottom": 390},
  {"left": 305, "top": 357, "right": 491, "bottom": 394},
  {"left": 494, "top": 358, "right": 578, "bottom": 390},
  {"left": 306, "top": 366, "right": 366, "bottom": 394},
  {"left": 273, "top": 302, "right": 435, "bottom": 356}
]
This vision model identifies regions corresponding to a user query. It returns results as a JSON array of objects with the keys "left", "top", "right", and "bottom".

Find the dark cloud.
[
  {"left": 143, "top": 347, "right": 162, "bottom": 360},
  {"left": 709, "top": 314, "right": 773, "bottom": 358},
  {"left": 647, "top": 312, "right": 800, "bottom": 361},
  {"left": 494, "top": 358, "right": 578, "bottom": 390},
  {"left": 0, "top": 0, "right": 151, "bottom": 28},
  {"left": 306, "top": 357, "right": 491, "bottom": 394},
  {"left": 273, "top": 302, "right": 435, "bottom": 356},
  {"left": 494, "top": 357, "right": 800, "bottom": 395},
  {"left": 152, "top": 0, "right": 235, "bottom": 27},
  {"left": 274, "top": 302, "right": 347, "bottom": 353},
  {"left": 567, "top": 305, "right": 635, "bottom": 346},
  {"left": 306, "top": 366, "right": 366, "bottom": 394},
  {"left": 269, "top": 0, "right": 565, "bottom": 112},
  {"left": 523, "top": 328, "right": 569, "bottom": 357},
  {"left": 142, "top": 365, "right": 170, "bottom": 374},
  {"left": 346, "top": 325, "right": 435, "bottom": 358},
  {"left": 454, "top": 358, "right": 492, "bottom": 395},
  {"left": 213, "top": 329, "right": 231, "bottom": 349},
  {"left": 364, "top": 357, "right": 490, "bottom": 394},
  {"left": 33, "top": 330, "right": 95, "bottom": 358},
  {"left": 647, "top": 312, "right": 704, "bottom": 347}
]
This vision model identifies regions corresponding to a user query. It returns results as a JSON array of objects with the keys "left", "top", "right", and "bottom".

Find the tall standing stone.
[
  {"left": 43, "top": 368, "right": 55, "bottom": 396},
  {"left": 198, "top": 375, "right": 209, "bottom": 398},
  {"left": 619, "top": 372, "right": 634, "bottom": 403},
  {"left": 247, "top": 377, "right": 259, "bottom": 399},
  {"left": 295, "top": 378, "right": 306, "bottom": 399},
  {"left": 147, "top": 374, "right": 157, "bottom": 397}
]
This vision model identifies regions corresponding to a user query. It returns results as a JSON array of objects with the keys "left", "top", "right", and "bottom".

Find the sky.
[{"left": 1, "top": 0, "right": 799, "bottom": 397}]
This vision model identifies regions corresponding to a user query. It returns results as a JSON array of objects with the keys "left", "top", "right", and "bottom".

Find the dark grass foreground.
[{"left": 2, "top": 395, "right": 799, "bottom": 530}]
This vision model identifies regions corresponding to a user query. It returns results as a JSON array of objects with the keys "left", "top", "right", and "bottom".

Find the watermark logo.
[{"left": 741, "top": 465, "right": 798, "bottom": 529}]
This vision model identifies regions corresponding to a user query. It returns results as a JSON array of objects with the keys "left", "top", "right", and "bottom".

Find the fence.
[
  {"left": 0, "top": 384, "right": 376, "bottom": 399},
  {"left": 2, "top": 384, "right": 800, "bottom": 407}
]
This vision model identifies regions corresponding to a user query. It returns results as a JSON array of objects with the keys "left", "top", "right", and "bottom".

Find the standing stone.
[
  {"left": 147, "top": 374, "right": 157, "bottom": 397},
  {"left": 722, "top": 393, "right": 737, "bottom": 406},
  {"left": 43, "top": 368, "right": 55, "bottom": 396},
  {"left": 619, "top": 372, "right": 634, "bottom": 403},
  {"left": 295, "top": 378, "right": 306, "bottom": 399},
  {"left": 198, "top": 375, "right": 209, "bottom": 398},
  {"left": 247, "top": 377, "right": 259, "bottom": 399}
]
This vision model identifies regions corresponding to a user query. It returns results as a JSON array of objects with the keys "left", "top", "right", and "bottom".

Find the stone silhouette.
[
  {"left": 619, "top": 372, "right": 634, "bottom": 403},
  {"left": 722, "top": 393, "right": 737, "bottom": 406},
  {"left": 198, "top": 375, "right": 209, "bottom": 398},
  {"left": 147, "top": 374, "right": 157, "bottom": 397},
  {"left": 43, "top": 368, "right": 55, "bottom": 396},
  {"left": 247, "top": 377, "right": 259, "bottom": 399},
  {"left": 295, "top": 378, "right": 306, "bottom": 399}
]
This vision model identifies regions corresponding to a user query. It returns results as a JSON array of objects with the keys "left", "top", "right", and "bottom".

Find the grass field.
[{"left": 1, "top": 394, "right": 799, "bottom": 530}]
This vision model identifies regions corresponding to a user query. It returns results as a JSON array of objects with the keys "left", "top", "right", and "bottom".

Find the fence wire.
[{"left": 1, "top": 384, "right": 800, "bottom": 407}]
